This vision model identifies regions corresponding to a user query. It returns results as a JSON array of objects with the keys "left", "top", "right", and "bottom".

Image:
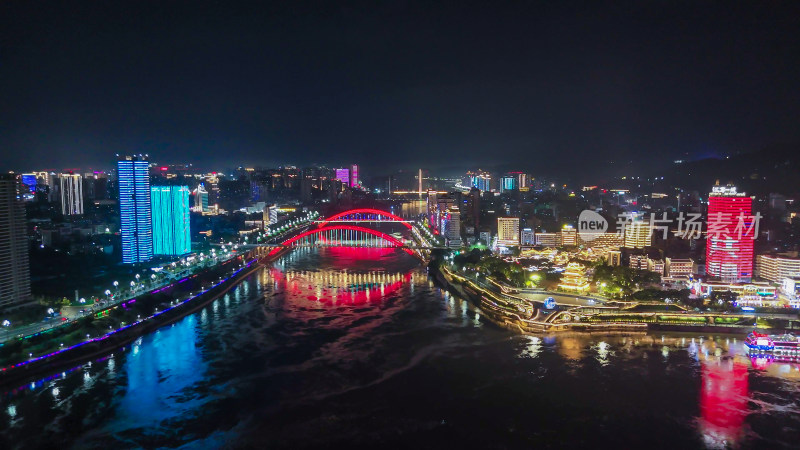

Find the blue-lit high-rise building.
[
  {"left": 151, "top": 185, "right": 191, "bottom": 256},
  {"left": 118, "top": 155, "right": 153, "bottom": 264}
]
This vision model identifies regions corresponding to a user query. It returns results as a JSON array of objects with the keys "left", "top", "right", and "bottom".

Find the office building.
[
  {"left": 706, "top": 184, "right": 754, "bottom": 282},
  {"left": 521, "top": 228, "right": 534, "bottom": 246},
  {"left": 151, "top": 185, "right": 191, "bottom": 256},
  {"left": 444, "top": 206, "right": 462, "bottom": 249},
  {"left": 118, "top": 155, "right": 153, "bottom": 264},
  {"left": 497, "top": 217, "right": 520, "bottom": 247},
  {"left": 756, "top": 253, "right": 800, "bottom": 284},
  {"left": 0, "top": 175, "right": 31, "bottom": 311},
  {"left": 59, "top": 173, "right": 84, "bottom": 215},
  {"left": 194, "top": 184, "right": 209, "bottom": 211}
]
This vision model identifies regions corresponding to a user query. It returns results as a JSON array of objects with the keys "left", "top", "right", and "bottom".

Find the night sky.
[{"left": 1, "top": 1, "right": 799, "bottom": 174}]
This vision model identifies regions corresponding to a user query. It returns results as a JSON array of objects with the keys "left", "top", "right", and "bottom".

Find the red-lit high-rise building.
[{"left": 705, "top": 184, "right": 755, "bottom": 282}]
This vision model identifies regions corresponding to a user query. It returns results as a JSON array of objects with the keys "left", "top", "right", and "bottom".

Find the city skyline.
[{"left": 2, "top": 2, "right": 800, "bottom": 448}]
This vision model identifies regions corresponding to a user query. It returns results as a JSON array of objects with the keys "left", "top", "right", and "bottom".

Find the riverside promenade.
[{"left": 0, "top": 249, "right": 284, "bottom": 387}]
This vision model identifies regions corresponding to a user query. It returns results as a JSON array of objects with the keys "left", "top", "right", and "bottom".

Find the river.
[{"left": 1, "top": 247, "right": 799, "bottom": 449}]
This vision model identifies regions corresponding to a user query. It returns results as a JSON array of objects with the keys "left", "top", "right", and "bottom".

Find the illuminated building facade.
[
  {"left": 647, "top": 258, "right": 665, "bottom": 276},
  {"left": 0, "top": 175, "right": 32, "bottom": 311},
  {"left": 194, "top": 184, "right": 209, "bottom": 211},
  {"left": 444, "top": 206, "right": 462, "bottom": 249},
  {"left": 607, "top": 250, "right": 621, "bottom": 266},
  {"left": 335, "top": 168, "right": 350, "bottom": 185},
  {"left": 521, "top": 228, "right": 534, "bottom": 246},
  {"left": 514, "top": 172, "right": 528, "bottom": 190},
  {"left": 560, "top": 225, "right": 577, "bottom": 246},
  {"left": 349, "top": 164, "right": 359, "bottom": 188},
  {"left": 629, "top": 254, "right": 648, "bottom": 270},
  {"left": 151, "top": 185, "right": 190, "bottom": 256},
  {"left": 118, "top": 155, "right": 153, "bottom": 264},
  {"left": 665, "top": 258, "right": 695, "bottom": 277},
  {"left": 755, "top": 253, "right": 800, "bottom": 283},
  {"left": 59, "top": 173, "right": 83, "bottom": 215},
  {"left": 706, "top": 184, "right": 754, "bottom": 282},
  {"left": 500, "top": 176, "right": 516, "bottom": 192},
  {"left": 624, "top": 218, "right": 651, "bottom": 249},
  {"left": 468, "top": 170, "right": 491, "bottom": 191},
  {"left": 21, "top": 174, "right": 37, "bottom": 193},
  {"left": 497, "top": 217, "right": 520, "bottom": 246},
  {"left": 535, "top": 232, "right": 558, "bottom": 247},
  {"left": 263, "top": 204, "right": 278, "bottom": 225}
]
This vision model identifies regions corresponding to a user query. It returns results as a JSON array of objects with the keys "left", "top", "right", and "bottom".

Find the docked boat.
[{"left": 745, "top": 330, "right": 800, "bottom": 353}]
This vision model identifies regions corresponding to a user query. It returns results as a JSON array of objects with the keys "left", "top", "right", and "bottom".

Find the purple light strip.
[{"left": 2, "top": 259, "right": 257, "bottom": 373}]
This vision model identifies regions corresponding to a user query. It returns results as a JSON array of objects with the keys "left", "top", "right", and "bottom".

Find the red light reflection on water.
[
  {"left": 269, "top": 264, "right": 412, "bottom": 305},
  {"left": 699, "top": 359, "right": 748, "bottom": 447}
]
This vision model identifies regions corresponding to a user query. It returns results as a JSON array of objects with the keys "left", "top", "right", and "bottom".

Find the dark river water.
[{"left": 2, "top": 248, "right": 799, "bottom": 449}]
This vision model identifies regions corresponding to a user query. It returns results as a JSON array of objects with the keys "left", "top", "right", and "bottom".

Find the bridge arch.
[
  {"left": 317, "top": 208, "right": 412, "bottom": 229},
  {"left": 270, "top": 224, "right": 414, "bottom": 255}
]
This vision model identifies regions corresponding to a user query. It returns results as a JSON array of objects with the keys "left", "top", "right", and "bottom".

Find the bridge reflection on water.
[{"left": 266, "top": 247, "right": 424, "bottom": 305}]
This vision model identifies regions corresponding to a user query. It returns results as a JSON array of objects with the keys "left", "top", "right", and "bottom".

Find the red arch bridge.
[
  {"left": 315, "top": 208, "right": 413, "bottom": 229},
  {"left": 267, "top": 225, "right": 420, "bottom": 256}
]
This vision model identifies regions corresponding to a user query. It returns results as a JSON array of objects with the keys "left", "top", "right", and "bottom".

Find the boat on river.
[{"left": 745, "top": 330, "right": 800, "bottom": 353}]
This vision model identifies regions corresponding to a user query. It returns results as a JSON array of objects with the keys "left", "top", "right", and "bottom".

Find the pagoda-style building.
[{"left": 558, "top": 262, "right": 590, "bottom": 292}]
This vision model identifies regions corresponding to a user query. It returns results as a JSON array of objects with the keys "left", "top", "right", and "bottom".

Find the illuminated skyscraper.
[
  {"left": 0, "top": 175, "right": 31, "bottom": 312},
  {"left": 118, "top": 155, "right": 153, "bottom": 264},
  {"left": 59, "top": 173, "right": 83, "bottom": 215},
  {"left": 470, "top": 171, "right": 491, "bottom": 191},
  {"left": 706, "top": 184, "right": 754, "bottom": 282},
  {"left": 516, "top": 172, "right": 529, "bottom": 191},
  {"left": 445, "top": 206, "right": 462, "bottom": 249},
  {"left": 500, "top": 176, "right": 516, "bottom": 192},
  {"left": 151, "top": 185, "right": 190, "bottom": 256},
  {"left": 349, "top": 164, "right": 359, "bottom": 188},
  {"left": 194, "top": 183, "right": 209, "bottom": 211}
]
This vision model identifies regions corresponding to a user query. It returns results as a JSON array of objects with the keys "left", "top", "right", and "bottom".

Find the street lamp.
[
  {"left": 79, "top": 297, "right": 86, "bottom": 304},
  {"left": 2, "top": 320, "right": 10, "bottom": 340}
]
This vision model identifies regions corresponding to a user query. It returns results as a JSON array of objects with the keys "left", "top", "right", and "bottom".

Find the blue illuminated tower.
[
  {"left": 151, "top": 185, "right": 191, "bottom": 256},
  {"left": 118, "top": 155, "right": 153, "bottom": 263}
]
